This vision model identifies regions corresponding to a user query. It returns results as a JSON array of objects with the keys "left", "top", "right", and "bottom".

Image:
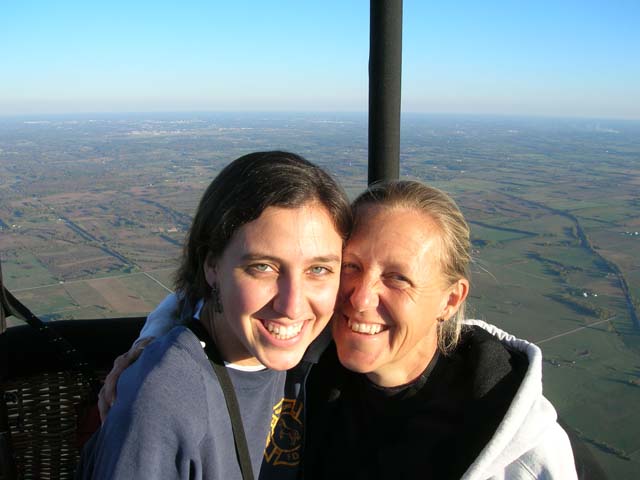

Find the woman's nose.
[
  {"left": 346, "top": 274, "right": 380, "bottom": 312},
  {"left": 273, "top": 275, "right": 305, "bottom": 319}
]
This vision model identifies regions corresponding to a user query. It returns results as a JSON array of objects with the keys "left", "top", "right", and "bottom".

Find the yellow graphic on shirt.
[{"left": 264, "top": 397, "right": 303, "bottom": 467}]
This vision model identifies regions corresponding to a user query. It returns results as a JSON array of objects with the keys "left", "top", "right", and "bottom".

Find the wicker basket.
[{"left": 1, "top": 370, "right": 96, "bottom": 480}]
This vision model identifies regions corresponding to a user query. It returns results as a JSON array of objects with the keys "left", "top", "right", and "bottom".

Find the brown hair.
[
  {"left": 352, "top": 180, "right": 470, "bottom": 354},
  {"left": 175, "top": 151, "right": 352, "bottom": 307}
]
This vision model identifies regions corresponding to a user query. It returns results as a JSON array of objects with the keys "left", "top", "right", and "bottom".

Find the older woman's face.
[{"left": 332, "top": 204, "right": 465, "bottom": 387}]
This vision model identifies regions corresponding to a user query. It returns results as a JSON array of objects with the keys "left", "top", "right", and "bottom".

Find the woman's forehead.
[
  {"left": 347, "top": 206, "right": 443, "bottom": 263},
  {"left": 352, "top": 204, "right": 439, "bottom": 238},
  {"left": 230, "top": 204, "right": 343, "bottom": 259}
]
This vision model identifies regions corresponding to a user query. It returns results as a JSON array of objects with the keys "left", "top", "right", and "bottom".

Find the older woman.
[
  {"left": 80, "top": 151, "right": 351, "bottom": 479},
  {"left": 304, "top": 180, "right": 577, "bottom": 479},
  {"left": 98, "top": 180, "right": 577, "bottom": 479}
]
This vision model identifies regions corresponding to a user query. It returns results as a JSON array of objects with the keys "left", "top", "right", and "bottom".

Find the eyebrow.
[
  {"left": 343, "top": 252, "right": 413, "bottom": 273},
  {"left": 385, "top": 262, "right": 413, "bottom": 272},
  {"left": 240, "top": 254, "right": 341, "bottom": 264}
]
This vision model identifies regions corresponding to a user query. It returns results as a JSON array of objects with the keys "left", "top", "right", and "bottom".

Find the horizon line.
[{"left": 1, "top": 110, "right": 639, "bottom": 122}]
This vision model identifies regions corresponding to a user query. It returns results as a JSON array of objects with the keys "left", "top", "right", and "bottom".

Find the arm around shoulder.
[
  {"left": 138, "top": 292, "right": 182, "bottom": 341},
  {"left": 83, "top": 336, "right": 209, "bottom": 479}
]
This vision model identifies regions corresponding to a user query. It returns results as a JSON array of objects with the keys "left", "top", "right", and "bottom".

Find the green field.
[
  {"left": 1, "top": 251, "right": 59, "bottom": 290},
  {"left": 462, "top": 180, "right": 640, "bottom": 476},
  {"left": 2, "top": 114, "right": 639, "bottom": 478}
]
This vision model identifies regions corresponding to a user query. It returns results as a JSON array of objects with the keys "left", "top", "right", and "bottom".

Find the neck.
[{"left": 365, "top": 337, "right": 438, "bottom": 388}]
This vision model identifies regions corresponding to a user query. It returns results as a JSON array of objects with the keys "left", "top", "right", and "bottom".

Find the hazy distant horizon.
[{"left": 1, "top": 110, "right": 640, "bottom": 124}]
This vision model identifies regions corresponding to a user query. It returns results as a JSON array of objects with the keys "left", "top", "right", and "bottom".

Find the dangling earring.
[{"left": 211, "top": 284, "right": 223, "bottom": 313}]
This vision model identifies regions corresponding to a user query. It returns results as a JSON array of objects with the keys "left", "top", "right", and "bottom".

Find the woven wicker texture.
[{"left": 1, "top": 370, "right": 95, "bottom": 480}]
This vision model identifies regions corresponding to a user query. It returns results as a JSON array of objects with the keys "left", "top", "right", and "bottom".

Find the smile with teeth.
[
  {"left": 264, "top": 320, "right": 304, "bottom": 340},
  {"left": 347, "top": 319, "right": 386, "bottom": 335}
]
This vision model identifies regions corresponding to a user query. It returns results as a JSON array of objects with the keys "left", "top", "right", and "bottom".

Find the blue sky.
[{"left": 1, "top": 0, "right": 638, "bottom": 118}]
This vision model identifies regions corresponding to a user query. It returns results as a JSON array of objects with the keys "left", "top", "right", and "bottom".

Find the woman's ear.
[
  {"left": 441, "top": 278, "right": 469, "bottom": 320},
  {"left": 203, "top": 252, "right": 217, "bottom": 288}
]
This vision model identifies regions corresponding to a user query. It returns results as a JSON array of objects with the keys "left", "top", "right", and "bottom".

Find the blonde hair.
[{"left": 352, "top": 180, "right": 471, "bottom": 354}]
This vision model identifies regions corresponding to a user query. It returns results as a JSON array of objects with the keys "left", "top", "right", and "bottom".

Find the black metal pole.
[{"left": 368, "top": 0, "right": 402, "bottom": 185}]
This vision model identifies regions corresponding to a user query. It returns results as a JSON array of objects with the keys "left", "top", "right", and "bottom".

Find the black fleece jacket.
[{"left": 302, "top": 325, "right": 528, "bottom": 480}]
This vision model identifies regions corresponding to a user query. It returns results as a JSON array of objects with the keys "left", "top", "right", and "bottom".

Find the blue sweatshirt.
[{"left": 79, "top": 326, "right": 313, "bottom": 479}]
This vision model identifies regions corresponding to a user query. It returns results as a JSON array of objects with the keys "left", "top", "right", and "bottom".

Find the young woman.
[
  {"left": 79, "top": 151, "right": 351, "bottom": 480},
  {"left": 96, "top": 179, "right": 577, "bottom": 479}
]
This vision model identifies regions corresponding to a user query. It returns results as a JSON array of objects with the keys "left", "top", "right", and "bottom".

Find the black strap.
[
  {"left": 0, "top": 260, "right": 100, "bottom": 397},
  {"left": 187, "top": 320, "right": 255, "bottom": 480}
]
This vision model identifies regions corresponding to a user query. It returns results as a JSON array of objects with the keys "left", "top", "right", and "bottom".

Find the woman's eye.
[
  {"left": 309, "top": 266, "right": 331, "bottom": 275},
  {"left": 249, "top": 263, "right": 273, "bottom": 273},
  {"left": 341, "top": 262, "right": 359, "bottom": 272},
  {"left": 386, "top": 274, "right": 411, "bottom": 286}
]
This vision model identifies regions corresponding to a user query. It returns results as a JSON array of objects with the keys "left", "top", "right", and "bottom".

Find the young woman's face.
[
  {"left": 205, "top": 202, "right": 343, "bottom": 370},
  {"left": 332, "top": 204, "right": 467, "bottom": 387}
]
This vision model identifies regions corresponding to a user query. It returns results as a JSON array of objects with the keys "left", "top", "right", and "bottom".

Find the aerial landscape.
[
  {"left": 1, "top": 112, "right": 639, "bottom": 476},
  {"left": 2, "top": 0, "right": 640, "bottom": 477}
]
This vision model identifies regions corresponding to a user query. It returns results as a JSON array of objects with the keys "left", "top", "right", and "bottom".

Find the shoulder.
[
  {"left": 451, "top": 321, "right": 530, "bottom": 399},
  {"left": 462, "top": 403, "right": 577, "bottom": 479},
  {"left": 456, "top": 322, "right": 577, "bottom": 479},
  {"left": 86, "top": 327, "right": 223, "bottom": 478},
  {"left": 115, "top": 327, "right": 214, "bottom": 419},
  {"left": 136, "top": 326, "right": 210, "bottom": 376},
  {"left": 461, "top": 320, "right": 541, "bottom": 359},
  {"left": 505, "top": 422, "right": 577, "bottom": 480}
]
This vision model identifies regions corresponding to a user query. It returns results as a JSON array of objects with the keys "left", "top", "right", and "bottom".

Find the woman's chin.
[
  {"left": 334, "top": 339, "right": 382, "bottom": 375},
  {"left": 253, "top": 337, "right": 310, "bottom": 371},
  {"left": 258, "top": 350, "right": 305, "bottom": 371}
]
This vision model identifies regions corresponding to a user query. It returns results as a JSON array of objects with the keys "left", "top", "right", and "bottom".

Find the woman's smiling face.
[
  {"left": 332, "top": 204, "right": 467, "bottom": 387},
  {"left": 205, "top": 202, "right": 343, "bottom": 370}
]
